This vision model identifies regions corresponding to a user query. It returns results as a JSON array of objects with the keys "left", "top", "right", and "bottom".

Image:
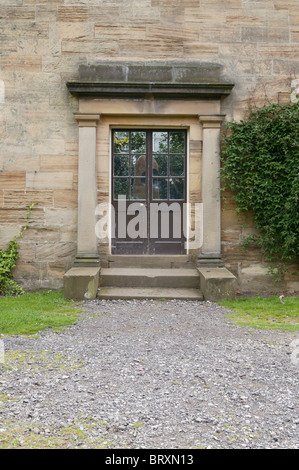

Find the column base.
[
  {"left": 197, "top": 253, "right": 224, "bottom": 267},
  {"left": 73, "top": 252, "right": 100, "bottom": 267}
]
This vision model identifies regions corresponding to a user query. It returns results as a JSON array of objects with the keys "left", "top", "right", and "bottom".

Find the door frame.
[{"left": 68, "top": 103, "right": 228, "bottom": 269}]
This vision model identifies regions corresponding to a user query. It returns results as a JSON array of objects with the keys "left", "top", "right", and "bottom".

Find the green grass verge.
[
  {"left": 0, "top": 290, "right": 82, "bottom": 336},
  {"left": 219, "top": 296, "right": 299, "bottom": 332},
  {"left": 0, "top": 418, "right": 112, "bottom": 449}
]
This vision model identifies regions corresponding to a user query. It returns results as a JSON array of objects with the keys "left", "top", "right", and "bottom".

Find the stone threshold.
[{"left": 97, "top": 286, "right": 203, "bottom": 301}]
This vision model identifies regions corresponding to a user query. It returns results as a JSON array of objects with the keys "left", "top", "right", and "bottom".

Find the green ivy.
[
  {"left": 0, "top": 203, "right": 36, "bottom": 296},
  {"left": 220, "top": 102, "right": 299, "bottom": 279}
]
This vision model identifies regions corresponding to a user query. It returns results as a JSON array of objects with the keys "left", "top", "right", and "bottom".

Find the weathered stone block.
[
  {"left": 198, "top": 267, "right": 237, "bottom": 301},
  {"left": 0, "top": 171, "right": 26, "bottom": 189},
  {"left": 3, "top": 190, "right": 53, "bottom": 208},
  {"left": 36, "top": 242, "right": 76, "bottom": 261},
  {"left": 62, "top": 39, "right": 119, "bottom": 54},
  {"left": 26, "top": 171, "right": 74, "bottom": 190},
  {"left": 286, "top": 281, "right": 299, "bottom": 293},
  {"left": 95, "top": 24, "right": 147, "bottom": 41},
  {"left": 0, "top": 5, "right": 35, "bottom": 20},
  {"left": 63, "top": 267, "right": 100, "bottom": 300},
  {"left": 32, "top": 139, "right": 66, "bottom": 156},
  {"left": 44, "top": 208, "right": 77, "bottom": 227},
  {"left": 40, "top": 155, "right": 77, "bottom": 171},
  {"left": 0, "top": 224, "right": 22, "bottom": 247},
  {"left": 22, "top": 226, "right": 61, "bottom": 243},
  {"left": 4, "top": 155, "right": 40, "bottom": 172},
  {"left": 0, "top": 56, "right": 41, "bottom": 72},
  {"left": 48, "top": 261, "right": 70, "bottom": 280},
  {"left": 242, "top": 26, "right": 289, "bottom": 43},
  {"left": 57, "top": 6, "right": 88, "bottom": 22},
  {"left": 0, "top": 207, "right": 43, "bottom": 224},
  {"left": 53, "top": 190, "right": 78, "bottom": 208},
  {"left": 128, "top": 64, "right": 173, "bottom": 83},
  {"left": 79, "top": 63, "right": 127, "bottom": 82},
  {"left": 13, "top": 261, "right": 42, "bottom": 282}
]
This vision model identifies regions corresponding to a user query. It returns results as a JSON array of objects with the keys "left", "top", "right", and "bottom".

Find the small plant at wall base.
[
  {"left": 220, "top": 102, "right": 299, "bottom": 280},
  {"left": 0, "top": 203, "right": 36, "bottom": 296}
]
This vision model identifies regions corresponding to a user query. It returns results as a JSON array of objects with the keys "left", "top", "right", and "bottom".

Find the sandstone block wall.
[{"left": 0, "top": 0, "right": 298, "bottom": 294}]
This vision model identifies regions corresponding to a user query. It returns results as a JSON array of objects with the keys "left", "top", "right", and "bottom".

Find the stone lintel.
[
  {"left": 68, "top": 63, "right": 234, "bottom": 100},
  {"left": 63, "top": 267, "right": 100, "bottom": 300},
  {"left": 67, "top": 83, "right": 234, "bottom": 100},
  {"left": 197, "top": 267, "right": 237, "bottom": 301}
]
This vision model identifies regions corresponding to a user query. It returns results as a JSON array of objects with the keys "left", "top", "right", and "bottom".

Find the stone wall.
[{"left": 0, "top": 1, "right": 298, "bottom": 294}]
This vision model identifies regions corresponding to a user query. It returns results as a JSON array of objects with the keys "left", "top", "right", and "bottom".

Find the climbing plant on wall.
[
  {"left": 0, "top": 203, "right": 36, "bottom": 296},
  {"left": 220, "top": 102, "right": 299, "bottom": 279}
]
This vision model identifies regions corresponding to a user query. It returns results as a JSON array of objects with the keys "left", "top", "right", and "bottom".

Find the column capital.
[
  {"left": 74, "top": 113, "right": 101, "bottom": 127},
  {"left": 199, "top": 114, "right": 225, "bottom": 129}
]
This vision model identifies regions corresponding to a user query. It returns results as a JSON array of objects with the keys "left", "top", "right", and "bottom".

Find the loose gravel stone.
[{"left": 0, "top": 299, "right": 298, "bottom": 449}]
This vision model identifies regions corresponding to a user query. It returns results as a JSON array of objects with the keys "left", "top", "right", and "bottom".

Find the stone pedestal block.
[
  {"left": 198, "top": 267, "right": 236, "bottom": 301},
  {"left": 63, "top": 267, "right": 100, "bottom": 300}
]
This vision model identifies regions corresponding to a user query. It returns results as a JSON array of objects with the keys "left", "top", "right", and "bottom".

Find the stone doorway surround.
[{"left": 63, "top": 62, "right": 236, "bottom": 300}]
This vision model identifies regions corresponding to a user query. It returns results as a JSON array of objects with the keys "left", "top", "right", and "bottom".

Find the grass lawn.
[
  {"left": 0, "top": 290, "right": 82, "bottom": 336},
  {"left": 1, "top": 291, "right": 298, "bottom": 336},
  {"left": 219, "top": 296, "right": 299, "bottom": 332}
]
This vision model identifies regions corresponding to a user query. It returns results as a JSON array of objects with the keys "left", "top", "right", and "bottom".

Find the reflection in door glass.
[
  {"left": 153, "top": 132, "right": 168, "bottom": 153},
  {"left": 153, "top": 155, "right": 167, "bottom": 176},
  {"left": 114, "top": 178, "right": 129, "bottom": 199},
  {"left": 170, "top": 178, "right": 184, "bottom": 200},
  {"left": 113, "top": 131, "right": 129, "bottom": 153},
  {"left": 131, "top": 131, "right": 146, "bottom": 154},
  {"left": 169, "top": 131, "right": 185, "bottom": 153},
  {"left": 132, "top": 155, "right": 146, "bottom": 178},
  {"left": 170, "top": 155, "right": 184, "bottom": 176},
  {"left": 153, "top": 178, "right": 168, "bottom": 200},
  {"left": 131, "top": 178, "right": 146, "bottom": 200},
  {"left": 114, "top": 155, "right": 129, "bottom": 176}
]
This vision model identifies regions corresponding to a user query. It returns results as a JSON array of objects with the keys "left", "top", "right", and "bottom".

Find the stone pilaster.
[
  {"left": 73, "top": 113, "right": 101, "bottom": 266},
  {"left": 198, "top": 115, "right": 224, "bottom": 267},
  {"left": 64, "top": 113, "right": 101, "bottom": 300}
]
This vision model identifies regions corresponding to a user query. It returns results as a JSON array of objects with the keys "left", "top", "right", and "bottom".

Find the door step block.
[
  {"left": 97, "top": 287, "right": 203, "bottom": 301},
  {"left": 100, "top": 268, "right": 200, "bottom": 288},
  {"left": 108, "top": 255, "right": 195, "bottom": 269}
]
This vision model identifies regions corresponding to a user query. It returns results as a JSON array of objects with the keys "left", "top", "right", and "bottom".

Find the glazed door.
[{"left": 111, "top": 129, "right": 187, "bottom": 255}]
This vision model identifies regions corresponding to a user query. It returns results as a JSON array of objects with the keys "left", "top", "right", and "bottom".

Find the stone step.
[
  {"left": 108, "top": 255, "right": 195, "bottom": 269},
  {"left": 97, "top": 287, "right": 203, "bottom": 301},
  {"left": 100, "top": 268, "right": 200, "bottom": 288}
]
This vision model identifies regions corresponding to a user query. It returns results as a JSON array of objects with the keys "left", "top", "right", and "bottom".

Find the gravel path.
[{"left": 0, "top": 299, "right": 298, "bottom": 449}]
